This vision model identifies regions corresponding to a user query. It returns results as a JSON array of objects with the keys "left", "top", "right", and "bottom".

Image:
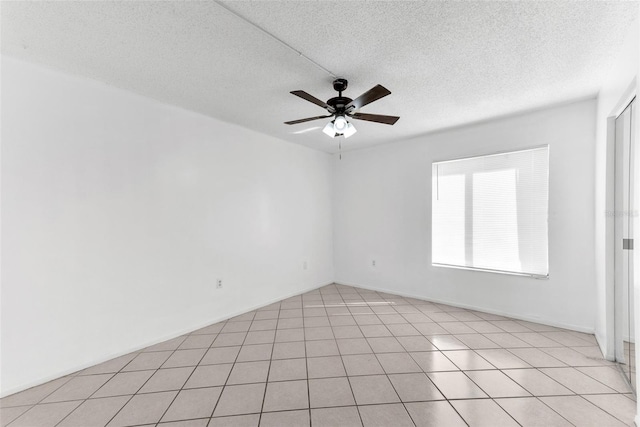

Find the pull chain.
[{"left": 339, "top": 139, "right": 342, "bottom": 160}]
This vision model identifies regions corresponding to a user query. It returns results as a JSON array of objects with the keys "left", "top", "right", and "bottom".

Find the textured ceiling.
[{"left": 1, "top": 1, "right": 637, "bottom": 153}]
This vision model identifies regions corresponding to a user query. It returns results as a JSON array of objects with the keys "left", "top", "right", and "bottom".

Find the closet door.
[{"left": 614, "top": 98, "right": 635, "bottom": 390}]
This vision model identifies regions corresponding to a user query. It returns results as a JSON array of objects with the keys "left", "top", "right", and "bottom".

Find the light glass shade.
[
  {"left": 343, "top": 122, "right": 357, "bottom": 138},
  {"left": 334, "top": 115, "right": 348, "bottom": 132},
  {"left": 322, "top": 121, "right": 336, "bottom": 137}
]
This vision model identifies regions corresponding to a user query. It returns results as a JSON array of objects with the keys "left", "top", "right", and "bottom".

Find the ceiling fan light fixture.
[
  {"left": 343, "top": 122, "right": 357, "bottom": 138},
  {"left": 322, "top": 121, "right": 336, "bottom": 137},
  {"left": 334, "top": 115, "right": 348, "bottom": 132}
]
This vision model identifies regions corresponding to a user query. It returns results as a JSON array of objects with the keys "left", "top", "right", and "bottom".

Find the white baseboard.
[
  {"left": 0, "top": 280, "right": 334, "bottom": 398},
  {"left": 337, "top": 281, "right": 595, "bottom": 334}
]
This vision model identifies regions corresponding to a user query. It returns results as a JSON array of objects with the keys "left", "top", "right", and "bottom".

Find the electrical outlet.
[
  {"left": 372, "top": 260, "right": 376, "bottom": 267},
  {"left": 216, "top": 279, "right": 223, "bottom": 289}
]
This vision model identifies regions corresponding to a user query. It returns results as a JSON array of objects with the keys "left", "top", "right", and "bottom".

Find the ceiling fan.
[{"left": 284, "top": 78, "right": 400, "bottom": 138}]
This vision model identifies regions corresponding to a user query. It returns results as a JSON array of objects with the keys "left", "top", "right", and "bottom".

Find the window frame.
[{"left": 431, "top": 145, "right": 550, "bottom": 280}]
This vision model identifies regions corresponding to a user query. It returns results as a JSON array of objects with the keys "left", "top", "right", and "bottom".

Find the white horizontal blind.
[{"left": 432, "top": 146, "right": 549, "bottom": 277}]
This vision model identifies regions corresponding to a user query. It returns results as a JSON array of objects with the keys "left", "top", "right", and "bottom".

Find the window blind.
[{"left": 432, "top": 146, "right": 549, "bottom": 277}]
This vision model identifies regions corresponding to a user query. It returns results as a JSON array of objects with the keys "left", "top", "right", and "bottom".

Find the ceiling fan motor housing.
[
  {"left": 327, "top": 96, "right": 353, "bottom": 114},
  {"left": 329, "top": 78, "right": 352, "bottom": 113}
]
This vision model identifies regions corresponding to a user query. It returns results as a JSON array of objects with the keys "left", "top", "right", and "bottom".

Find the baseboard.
[
  {"left": 336, "top": 281, "right": 595, "bottom": 334},
  {"left": 0, "top": 280, "right": 334, "bottom": 398}
]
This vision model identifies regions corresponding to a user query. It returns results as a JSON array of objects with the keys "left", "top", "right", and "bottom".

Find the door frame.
[
  {"left": 613, "top": 97, "right": 636, "bottom": 372},
  {"left": 605, "top": 80, "right": 637, "bottom": 363}
]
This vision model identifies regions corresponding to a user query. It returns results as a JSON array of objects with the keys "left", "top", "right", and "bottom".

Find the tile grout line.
[
  {"left": 303, "top": 298, "right": 313, "bottom": 427},
  {"left": 3, "top": 374, "right": 77, "bottom": 424},
  {"left": 394, "top": 292, "right": 521, "bottom": 427},
  {"left": 425, "top": 308, "right": 575, "bottom": 427},
  {"left": 380, "top": 291, "right": 476, "bottom": 427},
  {"left": 321, "top": 291, "right": 366, "bottom": 427},
  {"left": 532, "top": 362, "right": 634, "bottom": 426},
  {"left": 112, "top": 324, "right": 228, "bottom": 425},
  {"left": 577, "top": 393, "right": 637, "bottom": 425},
  {"left": 349, "top": 289, "right": 418, "bottom": 427},
  {"left": 154, "top": 327, "right": 231, "bottom": 424},
  {"left": 368, "top": 289, "right": 539, "bottom": 427},
  {"left": 456, "top": 364, "right": 524, "bottom": 427},
  {"left": 86, "top": 334, "right": 193, "bottom": 427},
  {"left": 48, "top": 334, "right": 195, "bottom": 427},
  {"left": 430, "top": 304, "right": 623, "bottom": 427},
  {"left": 256, "top": 294, "right": 283, "bottom": 425},
  {"left": 210, "top": 309, "right": 266, "bottom": 421}
]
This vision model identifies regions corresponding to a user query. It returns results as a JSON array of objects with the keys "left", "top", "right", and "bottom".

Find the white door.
[{"left": 615, "top": 98, "right": 636, "bottom": 390}]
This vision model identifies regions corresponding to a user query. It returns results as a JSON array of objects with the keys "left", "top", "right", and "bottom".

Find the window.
[{"left": 432, "top": 146, "right": 549, "bottom": 278}]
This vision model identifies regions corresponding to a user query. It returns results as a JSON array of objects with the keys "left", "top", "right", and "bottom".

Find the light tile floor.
[{"left": 1, "top": 284, "right": 636, "bottom": 426}]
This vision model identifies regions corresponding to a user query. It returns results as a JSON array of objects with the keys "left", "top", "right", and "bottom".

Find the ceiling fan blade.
[
  {"left": 290, "top": 90, "right": 334, "bottom": 112},
  {"left": 346, "top": 85, "right": 391, "bottom": 110},
  {"left": 284, "top": 115, "right": 333, "bottom": 125},
  {"left": 349, "top": 112, "right": 400, "bottom": 125}
]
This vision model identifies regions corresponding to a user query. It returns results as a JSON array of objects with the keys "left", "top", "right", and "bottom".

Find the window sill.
[{"left": 432, "top": 263, "right": 549, "bottom": 280}]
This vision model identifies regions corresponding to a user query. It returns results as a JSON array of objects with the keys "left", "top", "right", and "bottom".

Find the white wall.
[
  {"left": 0, "top": 56, "right": 334, "bottom": 396},
  {"left": 594, "top": 15, "right": 638, "bottom": 361},
  {"left": 334, "top": 99, "right": 597, "bottom": 332}
]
